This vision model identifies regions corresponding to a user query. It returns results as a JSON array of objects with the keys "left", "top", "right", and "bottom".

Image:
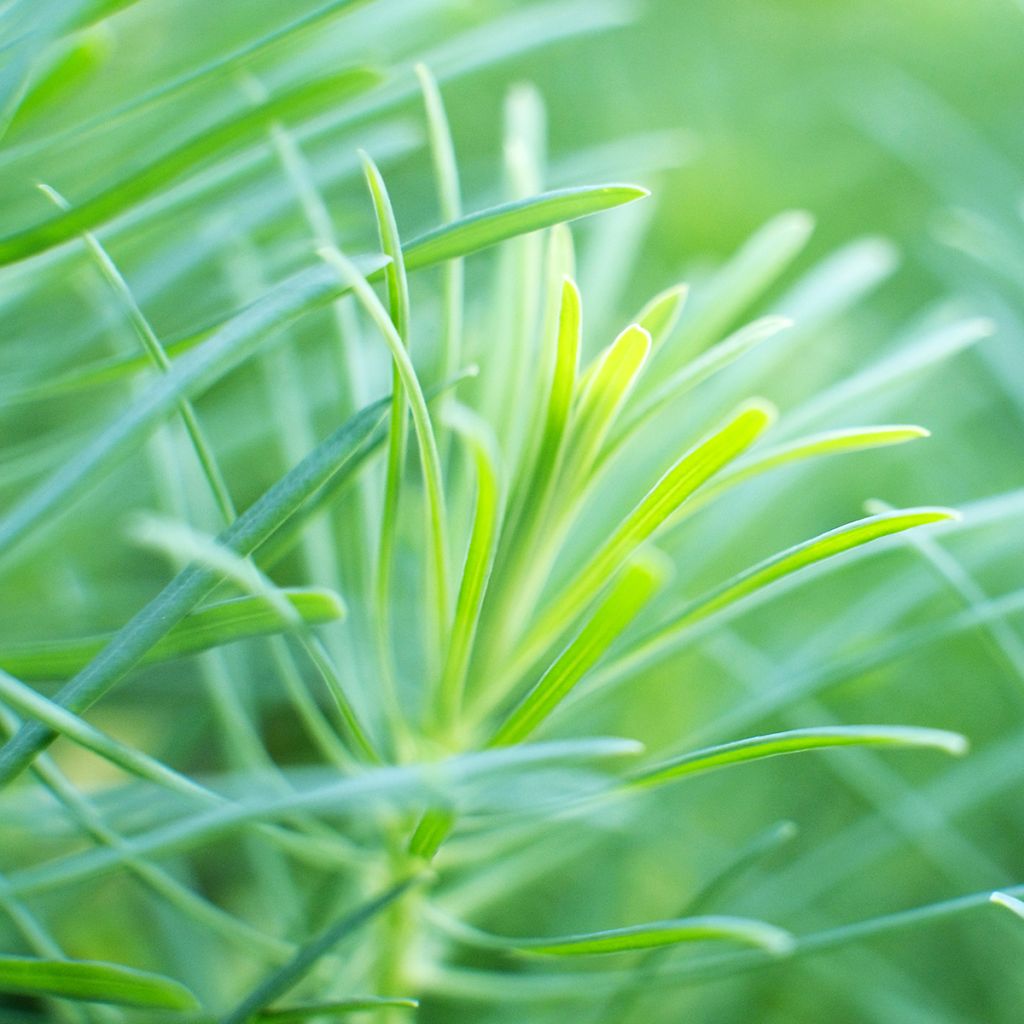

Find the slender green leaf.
[
  {"left": 319, "top": 246, "right": 452, "bottom": 657},
  {"left": 402, "top": 184, "right": 648, "bottom": 271},
  {"left": 618, "top": 315, "right": 792, "bottom": 452},
  {"left": 0, "top": 588, "right": 345, "bottom": 681},
  {"left": 505, "top": 273, "right": 582, "bottom": 534},
  {"left": 515, "top": 916, "right": 794, "bottom": 956},
  {"left": 437, "top": 406, "right": 503, "bottom": 725},
  {"left": 634, "top": 283, "right": 688, "bottom": 353},
  {"left": 565, "top": 323, "right": 651, "bottom": 489},
  {"left": 219, "top": 879, "right": 421, "bottom": 1024},
  {"left": 39, "top": 181, "right": 237, "bottom": 523},
  {"left": 684, "top": 425, "right": 931, "bottom": 518},
  {"left": 260, "top": 998, "right": 419, "bottom": 1021},
  {"left": 0, "top": 668, "right": 211, "bottom": 801},
  {"left": 621, "top": 509, "right": 957, "bottom": 678},
  {"left": 0, "top": 397, "right": 389, "bottom": 785},
  {"left": 659, "top": 210, "right": 813, "bottom": 370},
  {"left": 362, "top": 148, "right": 418, "bottom": 704},
  {"left": 489, "top": 551, "right": 670, "bottom": 745},
  {"left": 0, "top": 68, "right": 381, "bottom": 267},
  {"left": 0, "top": 956, "right": 198, "bottom": 1009},
  {"left": 633, "top": 725, "right": 968, "bottom": 788},
  {"left": 416, "top": 62, "right": 464, "bottom": 404},
  {"left": 507, "top": 401, "right": 774, "bottom": 681}
]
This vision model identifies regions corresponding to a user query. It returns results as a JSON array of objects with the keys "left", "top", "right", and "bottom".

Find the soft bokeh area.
[{"left": 2, "top": 1, "right": 1024, "bottom": 1021}]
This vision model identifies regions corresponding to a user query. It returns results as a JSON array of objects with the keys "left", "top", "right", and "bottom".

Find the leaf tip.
[{"left": 991, "top": 891, "right": 1024, "bottom": 920}]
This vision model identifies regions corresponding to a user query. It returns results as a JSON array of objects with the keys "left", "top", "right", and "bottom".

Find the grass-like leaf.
[
  {"left": 260, "top": 998, "right": 419, "bottom": 1020},
  {"left": 0, "top": 588, "right": 345, "bottom": 681},
  {"left": 489, "top": 551, "right": 669, "bottom": 745},
  {"left": 402, "top": 185, "right": 648, "bottom": 270},
  {"left": 682, "top": 424, "right": 931, "bottom": 518},
  {"left": 0, "top": 955, "right": 198, "bottom": 1009},
  {"left": 0, "top": 68, "right": 381, "bottom": 266},
  {"left": 621, "top": 508, "right": 957, "bottom": 674},
  {"left": 0, "top": 396, "right": 389, "bottom": 785},
  {"left": 219, "top": 878, "right": 422, "bottom": 1024},
  {"left": 634, "top": 283, "right": 688, "bottom": 353},
  {"left": 632, "top": 725, "right": 968, "bottom": 788},
  {"left": 437, "top": 406, "right": 503, "bottom": 726},
  {"left": 564, "top": 323, "right": 651, "bottom": 490},
  {"left": 505, "top": 401, "right": 774, "bottom": 681},
  {"left": 514, "top": 916, "right": 794, "bottom": 956}
]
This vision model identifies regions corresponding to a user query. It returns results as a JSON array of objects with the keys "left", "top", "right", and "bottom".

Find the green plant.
[{"left": 2, "top": 2, "right": 1021, "bottom": 1022}]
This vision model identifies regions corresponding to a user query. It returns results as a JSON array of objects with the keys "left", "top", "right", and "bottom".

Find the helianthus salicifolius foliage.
[{"left": 0, "top": 1, "right": 1018, "bottom": 1022}]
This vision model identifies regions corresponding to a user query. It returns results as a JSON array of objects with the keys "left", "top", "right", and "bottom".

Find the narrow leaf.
[
  {"left": 219, "top": 879, "right": 421, "bottom": 1024},
  {"left": 489, "top": 551, "right": 670, "bottom": 746},
  {"left": 437, "top": 406, "right": 503, "bottom": 723},
  {"left": 0, "top": 956, "right": 198, "bottom": 1010},
  {"left": 684, "top": 425, "right": 931, "bottom": 517},
  {"left": 402, "top": 184, "right": 648, "bottom": 271},
  {"left": 565, "top": 323, "right": 651, "bottom": 489},
  {"left": 633, "top": 725, "right": 968, "bottom": 788},
  {"left": 515, "top": 916, "right": 794, "bottom": 956},
  {"left": 0, "top": 68, "right": 381, "bottom": 267},
  {"left": 0, "top": 397, "right": 389, "bottom": 786},
  {"left": 509, "top": 402, "right": 774, "bottom": 679},
  {"left": 260, "top": 998, "right": 419, "bottom": 1020},
  {"left": 634, "top": 283, "right": 688, "bottom": 353},
  {"left": 0, "top": 588, "right": 345, "bottom": 681},
  {"left": 664, "top": 508, "right": 957, "bottom": 630},
  {"left": 991, "top": 892, "right": 1024, "bottom": 921}
]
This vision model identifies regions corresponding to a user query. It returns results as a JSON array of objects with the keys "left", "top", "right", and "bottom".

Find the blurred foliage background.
[{"left": 2, "top": 0, "right": 1024, "bottom": 1021}]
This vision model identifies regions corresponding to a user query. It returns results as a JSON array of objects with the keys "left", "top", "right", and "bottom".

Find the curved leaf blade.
[
  {"left": 516, "top": 916, "right": 794, "bottom": 956},
  {"left": 634, "top": 725, "right": 968, "bottom": 788},
  {"left": 403, "top": 184, "right": 648, "bottom": 271},
  {"left": 0, "top": 588, "right": 345, "bottom": 682},
  {"left": 0, "top": 956, "right": 198, "bottom": 1010}
]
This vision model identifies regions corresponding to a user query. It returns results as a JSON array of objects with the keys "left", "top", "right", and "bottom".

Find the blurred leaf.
[
  {"left": 0, "top": 955, "right": 197, "bottom": 1009},
  {"left": 0, "top": 68, "right": 382, "bottom": 266},
  {"left": 515, "top": 916, "right": 794, "bottom": 956},
  {"left": 260, "top": 998, "right": 419, "bottom": 1020},
  {"left": 0, "top": 588, "right": 346, "bottom": 681}
]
